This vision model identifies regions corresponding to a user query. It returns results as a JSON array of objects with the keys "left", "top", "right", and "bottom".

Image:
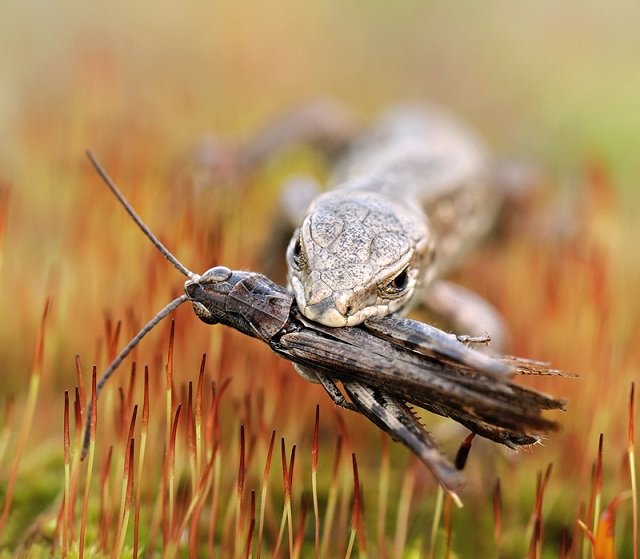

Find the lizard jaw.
[
  {"left": 303, "top": 303, "right": 349, "bottom": 327},
  {"left": 291, "top": 277, "right": 409, "bottom": 327},
  {"left": 301, "top": 298, "right": 406, "bottom": 327}
]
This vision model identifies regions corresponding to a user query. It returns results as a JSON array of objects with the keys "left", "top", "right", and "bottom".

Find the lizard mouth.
[
  {"left": 302, "top": 299, "right": 401, "bottom": 327},
  {"left": 302, "top": 301, "right": 349, "bottom": 327},
  {"left": 300, "top": 294, "right": 402, "bottom": 327},
  {"left": 290, "top": 276, "right": 406, "bottom": 327}
]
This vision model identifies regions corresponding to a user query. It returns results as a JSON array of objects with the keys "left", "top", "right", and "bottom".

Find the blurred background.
[
  {"left": 0, "top": 1, "right": 639, "bottom": 555},
  {"left": 3, "top": 1, "right": 640, "bottom": 170},
  {"left": 2, "top": 0, "right": 639, "bottom": 374}
]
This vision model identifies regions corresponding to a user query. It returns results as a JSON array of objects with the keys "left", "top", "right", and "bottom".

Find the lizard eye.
[
  {"left": 380, "top": 266, "right": 410, "bottom": 296},
  {"left": 290, "top": 236, "right": 306, "bottom": 271}
]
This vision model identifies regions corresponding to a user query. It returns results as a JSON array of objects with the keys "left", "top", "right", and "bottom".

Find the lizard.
[{"left": 275, "top": 103, "right": 506, "bottom": 344}]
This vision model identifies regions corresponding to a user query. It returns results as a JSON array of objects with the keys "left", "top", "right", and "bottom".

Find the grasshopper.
[{"left": 81, "top": 152, "right": 565, "bottom": 497}]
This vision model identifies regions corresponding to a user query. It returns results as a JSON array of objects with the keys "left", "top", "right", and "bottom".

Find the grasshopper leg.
[
  {"left": 342, "top": 381, "right": 465, "bottom": 493},
  {"left": 293, "top": 364, "right": 358, "bottom": 412}
]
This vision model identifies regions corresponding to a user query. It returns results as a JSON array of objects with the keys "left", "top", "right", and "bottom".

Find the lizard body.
[{"left": 287, "top": 106, "right": 502, "bottom": 327}]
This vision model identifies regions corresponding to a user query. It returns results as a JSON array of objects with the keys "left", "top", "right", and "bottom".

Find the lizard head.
[{"left": 287, "top": 190, "right": 435, "bottom": 327}]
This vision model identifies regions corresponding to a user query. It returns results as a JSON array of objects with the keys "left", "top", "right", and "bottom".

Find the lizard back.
[{"left": 330, "top": 105, "right": 501, "bottom": 276}]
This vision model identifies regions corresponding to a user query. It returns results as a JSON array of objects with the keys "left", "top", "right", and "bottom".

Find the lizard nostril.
[{"left": 335, "top": 295, "right": 354, "bottom": 318}]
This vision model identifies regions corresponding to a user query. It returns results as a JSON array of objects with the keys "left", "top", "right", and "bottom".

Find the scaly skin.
[{"left": 287, "top": 106, "right": 502, "bottom": 327}]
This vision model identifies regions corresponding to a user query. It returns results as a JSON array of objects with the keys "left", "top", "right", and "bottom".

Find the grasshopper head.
[{"left": 184, "top": 266, "right": 236, "bottom": 324}]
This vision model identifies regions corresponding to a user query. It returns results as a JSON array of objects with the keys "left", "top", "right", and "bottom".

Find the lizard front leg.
[{"left": 420, "top": 279, "right": 507, "bottom": 352}]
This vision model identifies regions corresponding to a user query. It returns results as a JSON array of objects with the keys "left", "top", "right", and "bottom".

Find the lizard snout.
[
  {"left": 301, "top": 288, "right": 363, "bottom": 327},
  {"left": 302, "top": 298, "right": 349, "bottom": 327}
]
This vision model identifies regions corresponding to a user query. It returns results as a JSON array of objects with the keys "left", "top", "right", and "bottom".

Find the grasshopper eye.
[
  {"left": 380, "top": 266, "right": 410, "bottom": 297},
  {"left": 200, "top": 266, "right": 232, "bottom": 283}
]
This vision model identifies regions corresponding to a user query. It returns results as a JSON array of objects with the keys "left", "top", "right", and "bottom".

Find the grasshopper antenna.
[
  {"left": 85, "top": 150, "right": 198, "bottom": 280},
  {"left": 81, "top": 151, "right": 195, "bottom": 458},
  {"left": 81, "top": 295, "right": 188, "bottom": 458}
]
